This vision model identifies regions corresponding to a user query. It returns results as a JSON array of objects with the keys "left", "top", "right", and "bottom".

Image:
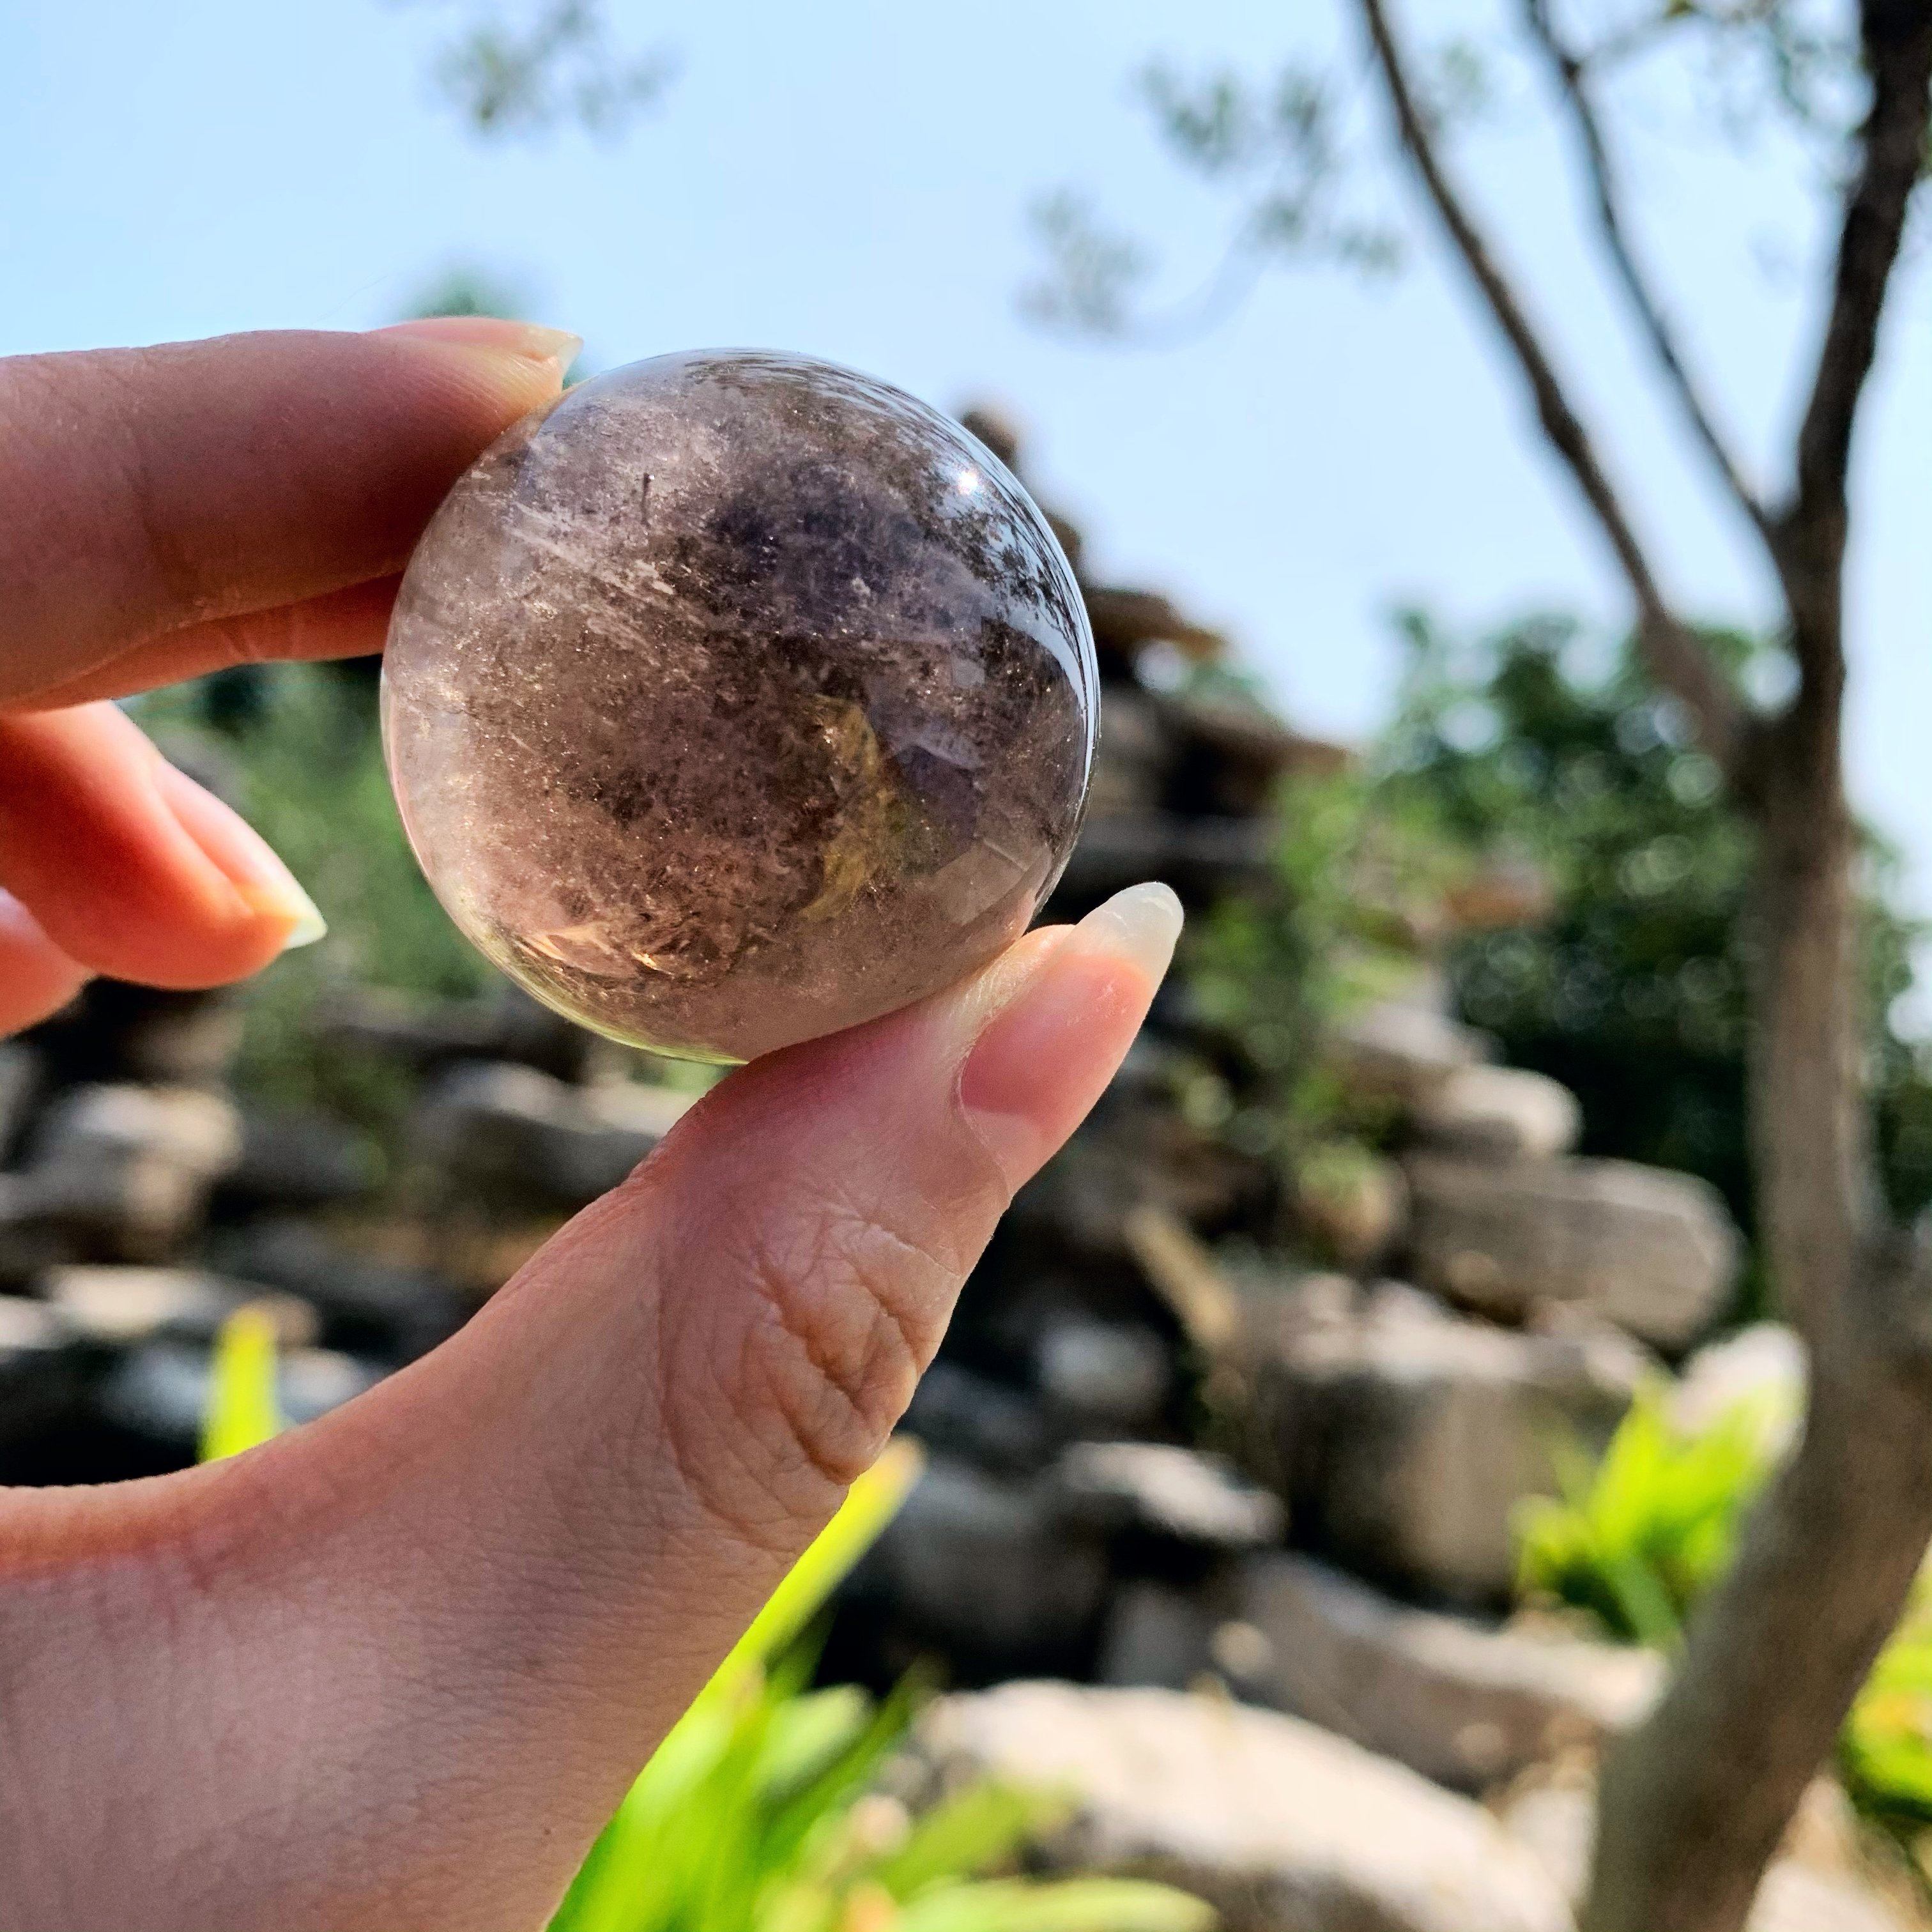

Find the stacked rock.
[{"left": 0, "top": 979, "right": 690, "bottom": 1480}]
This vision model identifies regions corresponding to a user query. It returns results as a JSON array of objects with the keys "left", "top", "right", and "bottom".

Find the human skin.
[{"left": 0, "top": 321, "right": 1180, "bottom": 1931}]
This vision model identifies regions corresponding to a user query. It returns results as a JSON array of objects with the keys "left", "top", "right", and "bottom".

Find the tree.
[{"left": 1036, "top": 5, "right": 1932, "bottom": 1929}]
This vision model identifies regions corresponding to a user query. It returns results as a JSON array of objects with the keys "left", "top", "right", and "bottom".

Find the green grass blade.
[
  {"left": 549, "top": 1439, "right": 925, "bottom": 1932},
  {"left": 198, "top": 1306, "right": 284, "bottom": 1462},
  {"left": 870, "top": 1781, "right": 1056, "bottom": 1899},
  {"left": 895, "top": 1877, "right": 1217, "bottom": 1931},
  {"left": 719, "top": 1436, "right": 924, "bottom": 1686}
]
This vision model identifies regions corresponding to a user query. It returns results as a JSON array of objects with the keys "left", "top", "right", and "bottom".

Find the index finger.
[{"left": 0, "top": 318, "right": 577, "bottom": 707}]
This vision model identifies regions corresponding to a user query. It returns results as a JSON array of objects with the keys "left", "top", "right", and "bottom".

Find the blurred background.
[{"left": 4, "top": 4, "right": 1932, "bottom": 1930}]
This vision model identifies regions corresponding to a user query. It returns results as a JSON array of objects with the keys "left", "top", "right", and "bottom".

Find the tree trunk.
[
  {"left": 1585, "top": 1258, "right": 1932, "bottom": 1931},
  {"left": 1584, "top": 691, "right": 1932, "bottom": 1932},
  {"left": 1749, "top": 691, "right": 1869, "bottom": 1330}
]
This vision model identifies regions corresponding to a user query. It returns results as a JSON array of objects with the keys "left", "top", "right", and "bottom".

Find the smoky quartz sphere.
[{"left": 382, "top": 349, "right": 1096, "bottom": 1063}]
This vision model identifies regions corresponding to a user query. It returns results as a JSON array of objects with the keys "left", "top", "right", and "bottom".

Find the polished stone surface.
[{"left": 383, "top": 349, "right": 1096, "bottom": 1062}]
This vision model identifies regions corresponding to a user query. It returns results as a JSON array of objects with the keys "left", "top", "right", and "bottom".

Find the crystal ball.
[{"left": 382, "top": 349, "right": 1096, "bottom": 1062}]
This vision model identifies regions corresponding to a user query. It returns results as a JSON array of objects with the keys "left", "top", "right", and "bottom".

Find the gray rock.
[
  {"left": 208, "top": 1218, "right": 471, "bottom": 1361},
  {"left": 221, "top": 1106, "right": 376, "bottom": 1209},
  {"left": 857, "top": 1457, "right": 1109, "bottom": 1671},
  {"left": 1096, "top": 1581, "right": 1220, "bottom": 1690},
  {"left": 1504, "top": 1782, "right": 1908, "bottom": 1932},
  {"left": 901, "top": 1361, "right": 1053, "bottom": 1476},
  {"left": 1238, "top": 1280, "right": 1644, "bottom": 1604},
  {"left": 1035, "top": 1319, "right": 1172, "bottom": 1432},
  {"left": 321, "top": 983, "right": 601, "bottom": 1082},
  {"left": 0, "top": 1174, "right": 67, "bottom": 1284},
  {"left": 1013, "top": 1096, "right": 1261, "bottom": 1258},
  {"left": 0, "top": 1041, "right": 42, "bottom": 1155},
  {"left": 30, "top": 1082, "right": 240, "bottom": 1177},
  {"left": 20, "top": 1085, "right": 243, "bottom": 1262},
  {"left": 1048, "top": 1442, "right": 1284, "bottom": 1555},
  {"left": 1406, "top": 1154, "right": 1740, "bottom": 1349},
  {"left": 1413, "top": 1065, "right": 1582, "bottom": 1162},
  {"left": 0, "top": 1294, "right": 89, "bottom": 1458},
  {"left": 413, "top": 1062, "right": 694, "bottom": 1208},
  {"left": 0, "top": 1294, "right": 70, "bottom": 1354},
  {"left": 1747, "top": 1867, "right": 1915, "bottom": 1932},
  {"left": 1123, "top": 1204, "right": 1246, "bottom": 1354},
  {"left": 1228, "top": 1552, "right": 1661, "bottom": 1791},
  {"left": 26, "top": 982, "right": 243, "bottom": 1084},
  {"left": 1331, "top": 998, "right": 1488, "bottom": 1108},
  {"left": 916, "top": 1683, "right": 1573, "bottom": 1932},
  {"left": 38, "top": 1266, "right": 318, "bottom": 1349},
  {"left": 1496, "top": 1784, "right": 1593, "bottom": 1905}
]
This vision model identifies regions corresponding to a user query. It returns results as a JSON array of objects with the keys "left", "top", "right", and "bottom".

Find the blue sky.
[{"left": 5, "top": 0, "right": 1928, "bottom": 947}]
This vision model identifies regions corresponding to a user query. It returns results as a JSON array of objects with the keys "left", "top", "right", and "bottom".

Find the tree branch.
[
  {"left": 1777, "top": 0, "right": 1932, "bottom": 667},
  {"left": 1353, "top": 0, "right": 1754, "bottom": 778},
  {"left": 1521, "top": 0, "right": 1774, "bottom": 544}
]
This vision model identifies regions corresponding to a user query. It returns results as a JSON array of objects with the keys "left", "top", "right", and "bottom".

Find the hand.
[{"left": 0, "top": 324, "right": 1179, "bottom": 1931}]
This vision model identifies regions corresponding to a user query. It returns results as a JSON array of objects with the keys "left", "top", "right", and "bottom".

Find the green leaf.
[
  {"left": 895, "top": 1878, "right": 1216, "bottom": 1932},
  {"left": 719, "top": 1437, "right": 925, "bottom": 1687},
  {"left": 756, "top": 1684, "right": 875, "bottom": 1798},
  {"left": 869, "top": 1781, "right": 1058, "bottom": 1900},
  {"left": 1513, "top": 1383, "right": 1774, "bottom": 1644},
  {"left": 198, "top": 1306, "right": 284, "bottom": 1462}
]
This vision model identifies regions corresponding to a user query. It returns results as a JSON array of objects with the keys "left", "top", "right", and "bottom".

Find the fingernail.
[
  {"left": 958, "top": 882, "right": 1183, "bottom": 1189},
  {"left": 1064, "top": 880, "right": 1185, "bottom": 986},
  {"left": 270, "top": 890, "right": 328, "bottom": 952},
  {"left": 229, "top": 855, "right": 329, "bottom": 954},
  {"left": 151, "top": 763, "right": 328, "bottom": 952},
  {"left": 374, "top": 316, "right": 584, "bottom": 376}
]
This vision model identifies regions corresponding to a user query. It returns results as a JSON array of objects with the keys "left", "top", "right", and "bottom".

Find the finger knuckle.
[{"left": 735, "top": 1186, "right": 958, "bottom": 1490}]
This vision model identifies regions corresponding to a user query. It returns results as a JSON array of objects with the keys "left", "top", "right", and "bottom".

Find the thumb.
[{"left": 7, "top": 884, "right": 1181, "bottom": 1932}]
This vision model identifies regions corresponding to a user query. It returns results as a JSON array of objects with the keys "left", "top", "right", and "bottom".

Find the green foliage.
[
  {"left": 1171, "top": 608, "right": 1932, "bottom": 1281},
  {"left": 707, "top": 1440, "right": 928, "bottom": 1708},
  {"left": 402, "top": 0, "right": 676, "bottom": 142},
  {"left": 198, "top": 1307, "right": 286, "bottom": 1462},
  {"left": 1844, "top": 1604, "right": 1932, "bottom": 1849},
  {"left": 548, "top": 1650, "right": 913, "bottom": 1932},
  {"left": 1023, "top": 54, "right": 1399, "bottom": 341},
  {"left": 1383, "top": 611, "right": 1932, "bottom": 1254},
  {"left": 185, "top": 666, "right": 487, "bottom": 1003},
  {"left": 409, "top": 266, "right": 535, "bottom": 321},
  {"left": 1514, "top": 1385, "right": 1777, "bottom": 1648}
]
